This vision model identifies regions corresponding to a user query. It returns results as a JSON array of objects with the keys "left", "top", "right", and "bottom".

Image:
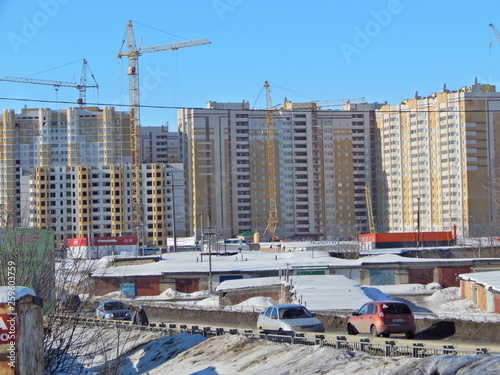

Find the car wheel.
[
  {"left": 347, "top": 323, "right": 358, "bottom": 335},
  {"left": 405, "top": 330, "right": 415, "bottom": 339},
  {"left": 370, "top": 325, "right": 379, "bottom": 337}
]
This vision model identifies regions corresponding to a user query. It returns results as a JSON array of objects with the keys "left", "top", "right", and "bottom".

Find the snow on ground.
[
  {"left": 56, "top": 250, "right": 500, "bottom": 374},
  {"left": 55, "top": 278, "right": 500, "bottom": 374},
  {"left": 142, "top": 334, "right": 500, "bottom": 375},
  {"left": 96, "top": 275, "right": 500, "bottom": 322},
  {"left": 290, "top": 275, "right": 372, "bottom": 311},
  {"left": 61, "top": 330, "right": 500, "bottom": 375}
]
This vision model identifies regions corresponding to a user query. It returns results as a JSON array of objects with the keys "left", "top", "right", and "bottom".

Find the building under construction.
[
  {"left": 0, "top": 107, "right": 187, "bottom": 248},
  {"left": 178, "top": 99, "right": 382, "bottom": 241}
]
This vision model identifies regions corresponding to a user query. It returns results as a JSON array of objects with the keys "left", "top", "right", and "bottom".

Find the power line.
[
  {"left": 132, "top": 20, "right": 191, "bottom": 41},
  {"left": 0, "top": 97, "right": 204, "bottom": 110},
  {"left": 0, "top": 96, "right": 499, "bottom": 113}
]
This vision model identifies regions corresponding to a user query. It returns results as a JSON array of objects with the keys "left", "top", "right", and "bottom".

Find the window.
[{"left": 366, "top": 304, "right": 377, "bottom": 314}]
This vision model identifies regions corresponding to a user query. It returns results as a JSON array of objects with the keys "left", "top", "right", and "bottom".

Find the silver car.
[
  {"left": 257, "top": 304, "right": 324, "bottom": 332},
  {"left": 95, "top": 301, "right": 132, "bottom": 321}
]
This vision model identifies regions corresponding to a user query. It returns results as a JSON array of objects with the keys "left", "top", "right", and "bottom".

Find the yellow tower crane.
[
  {"left": 282, "top": 97, "right": 365, "bottom": 110},
  {"left": 117, "top": 19, "right": 210, "bottom": 238},
  {"left": 263, "top": 81, "right": 279, "bottom": 240},
  {"left": 365, "top": 182, "right": 376, "bottom": 233},
  {"left": 0, "top": 59, "right": 98, "bottom": 105}
]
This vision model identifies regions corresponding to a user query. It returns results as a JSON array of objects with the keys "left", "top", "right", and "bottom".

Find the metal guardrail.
[{"left": 52, "top": 315, "right": 500, "bottom": 358}]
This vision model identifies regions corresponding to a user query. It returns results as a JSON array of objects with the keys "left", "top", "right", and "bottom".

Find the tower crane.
[
  {"left": 263, "top": 81, "right": 279, "bottom": 240},
  {"left": 117, "top": 19, "right": 210, "bottom": 238},
  {"left": 282, "top": 97, "right": 365, "bottom": 110},
  {"left": 0, "top": 59, "right": 98, "bottom": 105},
  {"left": 365, "top": 182, "right": 376, "bottom": 234}
]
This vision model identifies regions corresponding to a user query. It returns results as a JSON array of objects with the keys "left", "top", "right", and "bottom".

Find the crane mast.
[
  {"left": 119, "top": 20, "right": 142, "bottom": 238},
  {"left": 117, "top": 20, "right": 210, "bottom": 239},
  {"left": 365, "top": 182, "right": 376, "bottom": 233},
  {"left": 263, "top": 81, "right": 279, "bottom": 240}
]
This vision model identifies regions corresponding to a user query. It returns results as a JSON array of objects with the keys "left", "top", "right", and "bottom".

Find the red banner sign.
[{"left": 0, "top": 314, "right": 17, "bottom": 344}]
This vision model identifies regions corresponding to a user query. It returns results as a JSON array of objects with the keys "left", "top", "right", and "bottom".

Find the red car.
[{"left": 347, "top": 301, "right": 416, "bottom": 339}]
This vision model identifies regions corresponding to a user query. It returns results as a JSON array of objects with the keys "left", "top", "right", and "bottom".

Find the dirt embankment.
[{"left": 141, "top": 305, "right": 500, "bottom": 345}]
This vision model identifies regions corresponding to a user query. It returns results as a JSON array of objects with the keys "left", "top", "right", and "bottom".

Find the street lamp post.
[
  {"left": 417, "top": 196, "right": 421, "bottom": 248},
  {"left": 169, "top": 171, "right": 177, "bottom": 253},
  {"left": 204, "top": 226, "right": 215, "bottom": 294},
  {"left": 166, "top": 165, "right": 182, "bottom": 253}
]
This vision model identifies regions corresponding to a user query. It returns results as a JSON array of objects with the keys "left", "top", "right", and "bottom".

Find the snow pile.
[
  {"left": 192, "top": 296, "right": 220, "bottom": 308},
  {"left": 235, "top": 296, "right": 277, "bottom": 307},
  {"left": 159, "top": 288, "right": 211, "bottom": 300},
  {"left": 98, "top": 290, "right": 136, "bottom": 300},
  {"left": 373, "top": 283, "right": 441, "bottom": 295},
  {"left": 92, "top": 256, "right": 114, "bottom": 269},
  {"left": 111, "top": 333, "right": 500, "bottom": 375},
  {"left": 427, "top": 282, "right": 444, "bottom": 290},
  {"left": 427, "top": 287, "right": 460, "bottom": 301}
]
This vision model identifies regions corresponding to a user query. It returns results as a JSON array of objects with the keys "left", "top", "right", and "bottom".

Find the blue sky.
[{"left": 1, "top": 0, "right": 500, "bottom": 128}]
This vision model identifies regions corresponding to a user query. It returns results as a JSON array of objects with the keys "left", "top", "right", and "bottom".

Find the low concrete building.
[
  {"left": 90, "top": 249, "right": 500, "bottom": 296},
  {"left": 458, "top": 271, "right": 500, "bottom": 314},
  {"left": 216, "top": 277, "right": 291, "bottom": 307}
]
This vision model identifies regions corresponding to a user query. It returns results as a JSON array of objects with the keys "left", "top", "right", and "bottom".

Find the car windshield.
[
  {"left": 104, "top": 302, "right": 126, "bottom": 310},
  {"left": 382, "top": 303, "right": 411, "bottom": 314},
  {"left": 279, "top": 307, "right": 312, "bottom": 319}
]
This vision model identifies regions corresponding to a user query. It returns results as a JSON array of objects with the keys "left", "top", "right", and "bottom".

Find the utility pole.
[
  {"left": 417, "top": 196, "right": 421, "bottom": 248},
  {"left": 167, "top": 168, "right": 178, "bottom": 253},
  {"left": 204, "top": 227, "right": 215, "bottom": 293}
]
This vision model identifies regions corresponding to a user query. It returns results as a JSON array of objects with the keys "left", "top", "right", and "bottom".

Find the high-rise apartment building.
[
  {"left": 376, "top": 80, "right": 500, "bottom": 238},
  {"left": 21, "top": 162, "right": 186, "bottom": 248},
  {"left": 178, "top": 100, "right": 381, "bottom": 241},
  {"left": 0, "top": 107, "right": 186, "bottom": 248},
  {"left": 0, "top": 106, "right": 131, "bottom": 227},
  {"left": 140, "top": 125, "right": 182, "bottom": 164}
]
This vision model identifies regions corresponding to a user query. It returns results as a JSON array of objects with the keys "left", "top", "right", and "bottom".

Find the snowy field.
[{"left": 56, "top": 327, "right": 500, "bottom": 375}]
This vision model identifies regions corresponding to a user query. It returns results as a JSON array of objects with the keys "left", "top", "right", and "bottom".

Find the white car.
[
  {"left": 257, "top": 304, "right": 324, "bottom": 332},
  {"left": 95, "top": 301, "right": 132, "bottom": 321}
]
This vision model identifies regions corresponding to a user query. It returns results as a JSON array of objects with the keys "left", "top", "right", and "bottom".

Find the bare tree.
[
  {"left": 44, "top": 254, "right": 149, "bottom": 374},
  {"left": 0, "top": 227, "right": 55, "bottom": 312}
]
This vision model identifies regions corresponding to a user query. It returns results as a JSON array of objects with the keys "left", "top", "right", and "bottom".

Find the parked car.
[
  {"left": 257, "top": 304, "right": 324, "bottom": 332},
  {"left": 347, "top": 301, "right": 416, "bottom": 339},
  {"left": 60, "top": 294, "right": 81, "bottom": 312},
  {"left": 95, "top": 301, "right": 132, "bottom": 321}
]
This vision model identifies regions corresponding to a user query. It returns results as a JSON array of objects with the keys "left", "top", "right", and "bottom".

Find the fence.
[{"left": 53, "top": 315, "right": 500, "bottom": 358}]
